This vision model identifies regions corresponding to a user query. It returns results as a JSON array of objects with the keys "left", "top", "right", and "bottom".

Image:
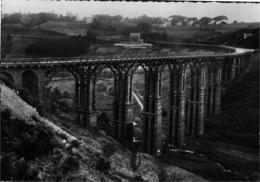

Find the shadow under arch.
[{"left": 22, "top": 70, "right": 39, "bottom": 98}]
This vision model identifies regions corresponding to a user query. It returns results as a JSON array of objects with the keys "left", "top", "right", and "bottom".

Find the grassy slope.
[
  {"left": 34, "top": 21, "right": 89, "bottom": 36},
  {"left": 2, "top": 24, "right": 69, "bottom": 58}
]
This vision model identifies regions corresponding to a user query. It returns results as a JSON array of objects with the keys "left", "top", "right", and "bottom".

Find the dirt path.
[{"left": 159, "top": 138, "right": 259, "bottom": 181}]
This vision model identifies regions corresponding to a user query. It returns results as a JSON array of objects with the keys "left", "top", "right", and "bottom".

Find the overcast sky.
[{"left": 2, "top": 0, "right": 260, "bottom": 23}]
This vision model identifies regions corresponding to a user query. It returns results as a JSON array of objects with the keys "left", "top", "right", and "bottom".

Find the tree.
[
  {"left": 198, "top": 17, "right": 212, "bottom": 26},
  {"left": 152, "top": 17, "right": 164, "bottom": 26},
  {"left": 93, "top": 14, "right": 111, "bottom": 23},
  {"left": 2, "top": 13, "right": 22, "bottom": 24},
  {"left": 169, "top": 15, "right": 185, "bottom": 25},
  {"left": 112, "top": 15, "right": 123, "bottom": 22},
  {"left": 213, "top": 15, "right": 228, "bottom": 22}
]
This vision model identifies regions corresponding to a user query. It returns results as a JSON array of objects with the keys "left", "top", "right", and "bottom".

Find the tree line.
[{"left": 2, "top": 12, "right": 78, "bottom": 27}]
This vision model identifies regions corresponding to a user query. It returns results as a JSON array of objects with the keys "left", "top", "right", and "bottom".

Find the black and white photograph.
[{"left": 0, "top": 0, "right": 259, "bottom": 181}]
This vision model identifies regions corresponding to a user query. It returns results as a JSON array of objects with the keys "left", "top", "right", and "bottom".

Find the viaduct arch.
[
  {"left": 0, "top": 43, "right": 253, "bottom": 156},
  {"left": 22, "top": 70, "right": 39, "bottom": 98}
]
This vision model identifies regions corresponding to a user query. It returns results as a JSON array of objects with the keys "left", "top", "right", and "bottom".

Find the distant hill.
[
  {"left": 34, "top": 21, "right": 89, "bottom": 36},
  {"left": 1, "top": 23, "right": 69, "bottom": 58}
]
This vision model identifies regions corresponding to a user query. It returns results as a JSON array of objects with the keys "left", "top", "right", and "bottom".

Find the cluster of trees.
[
  {"left": 2, "top": 12, "right": 78, "bottom": 27},
  {"left": 124, "top": 15, "right": 165, "bottom": 26},
  {"left": 90, "top": 14, "right": 229, "bottom": 28},
  {"left": 92, "top": 14, "right": 123, "bottom": 23},
  {"left": 169, "top": 15, "right": 228, "bottom": 26},
  {"left": 48, "top": 88, "right": 72, "bottom": 113},
  {"left": 2, "top": 12, "right": 230, "bottom": 28}
]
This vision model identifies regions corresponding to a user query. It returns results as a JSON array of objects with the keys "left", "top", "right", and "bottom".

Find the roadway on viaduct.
[{"left": 0, "top": 43, "right": 254, "bottom": 156}]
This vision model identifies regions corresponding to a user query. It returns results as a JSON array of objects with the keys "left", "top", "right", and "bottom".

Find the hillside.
[
  {"left": 34, "top": 21, "right": 89, "bottom": 36},
  {"left": 202, "top": 27, "right": 259, "bottom": 49},
  {"left": 1, "top": 24, "right": 69, "bottom": 58},
  {"left": 0, "top": 83, "right": 206, "bottom": 181}
]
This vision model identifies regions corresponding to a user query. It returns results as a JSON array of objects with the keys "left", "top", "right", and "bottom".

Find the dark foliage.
[
  {"left": 47, "top": 87, "right": 73, "bottom": 113},
  {"left": 0, "top": 108, "right": 81, "bottom": 181},
  {"left": 102, "top": 143, "right": 116, "bottom": 158},
  {"left": 1, "top": 109, "right": 53, "bottom": 180},
  {"left": 0, "top": 75, "right": 16, "bottom": 90},
  {"left": 97, "top": 112, "right": 112, "bottom": 134},
  {"left": 25, "top": 36, "right": 90, "bottom": 57},
  {"left": 95, "top": 157, "right": 111, "bottom": 172}
]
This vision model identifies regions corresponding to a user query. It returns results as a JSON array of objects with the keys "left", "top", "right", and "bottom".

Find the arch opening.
[
  {"left": 45, "top": 68, "right": 76, "bottom": 115},
  {"left": 22, "top": 70, "right": 39, "bottom": 98}
]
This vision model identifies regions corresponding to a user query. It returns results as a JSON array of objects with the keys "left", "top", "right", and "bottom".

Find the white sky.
[{"left": 2, "top": 0, "right": 260, "bottom": 23}]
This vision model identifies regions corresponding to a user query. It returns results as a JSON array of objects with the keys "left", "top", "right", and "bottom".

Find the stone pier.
[
  {"left": 186, "top": 64, "right": 206, "bottom": 136},
  {"left": 113, "top": 72, "right": 134, "bottom": 144},
  {"left": 142, "top": 65, "right": 163, "bottom": 156},
  {"left": 168, "top": 64, "right": 186, "bottom": 146}
]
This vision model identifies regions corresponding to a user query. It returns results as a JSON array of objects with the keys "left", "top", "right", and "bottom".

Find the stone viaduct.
[{"left": 0, "top": 42, "right": 253, "bottom": 156}]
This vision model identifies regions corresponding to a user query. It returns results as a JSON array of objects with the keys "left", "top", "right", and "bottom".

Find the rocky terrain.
[{"left": 0, "top": 83, "right": 206, "bottom": 181}]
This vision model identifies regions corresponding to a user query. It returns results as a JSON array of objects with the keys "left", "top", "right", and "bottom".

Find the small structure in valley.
[{"left": 114, "top": 33, "right": 152, "bottom": 48}]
